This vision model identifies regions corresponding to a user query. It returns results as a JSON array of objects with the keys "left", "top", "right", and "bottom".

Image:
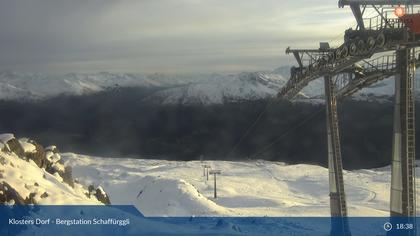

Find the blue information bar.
[{"left": 0, "top": 205, "right": 418, "bottom": 236}]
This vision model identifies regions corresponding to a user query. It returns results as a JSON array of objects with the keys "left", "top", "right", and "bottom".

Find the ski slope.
[{"left": 63, "top": 153, "right": 420, "bottom": 217}]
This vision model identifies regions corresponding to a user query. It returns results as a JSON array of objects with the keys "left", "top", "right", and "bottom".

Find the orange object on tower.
[
  {"left": 400, "top": 13, "right": 420, "bottom": 34},
  {"left": 394, "top": 6, "right": 405, "bottom": 17}
]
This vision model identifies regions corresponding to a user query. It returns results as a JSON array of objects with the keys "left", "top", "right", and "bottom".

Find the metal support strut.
[
  {"left": 325, "top": 76, "right": 351, "bottom": 235},
  {"left": 390, "top": 48, "right": 416, "bottom": 218}
]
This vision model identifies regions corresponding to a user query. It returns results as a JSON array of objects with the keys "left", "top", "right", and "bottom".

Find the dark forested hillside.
[{"left": 0, "top": 87, "right": 408, "bottom": 169}]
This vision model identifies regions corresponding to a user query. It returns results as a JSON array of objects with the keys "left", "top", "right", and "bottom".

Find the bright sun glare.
[{"left": 394, "top": 6, "right": 406, "bottom": 17}]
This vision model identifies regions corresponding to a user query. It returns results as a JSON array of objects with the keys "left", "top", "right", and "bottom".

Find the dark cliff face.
[{"left": 0, "top": 87, "right": 411, "bottom": 170}]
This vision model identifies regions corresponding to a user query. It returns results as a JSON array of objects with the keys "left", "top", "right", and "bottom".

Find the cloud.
[{"left": 0, "top": 0, "right": 354, "bottom": 74}]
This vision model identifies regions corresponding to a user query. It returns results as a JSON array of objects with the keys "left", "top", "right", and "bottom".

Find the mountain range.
[{"left": 0, "top": 68, "right": 416, "bottom": 105}]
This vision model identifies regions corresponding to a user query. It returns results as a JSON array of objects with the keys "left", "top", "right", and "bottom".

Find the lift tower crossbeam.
[{"left": 336, "top": 52, "right": 420, "bottom": 97}]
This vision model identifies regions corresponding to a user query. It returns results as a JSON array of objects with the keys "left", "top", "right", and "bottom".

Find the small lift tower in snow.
[
  {"left": 209, "top": 170, "right": 221, "bottom": 199},
  {"left": 203, "top": 164, "right": 211, "bottom": 180}
]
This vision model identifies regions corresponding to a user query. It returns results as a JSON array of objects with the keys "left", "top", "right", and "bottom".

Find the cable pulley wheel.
[
  {"left": 349, "top": 42, "right": 357, "bottom": 55},
  {"left": 376, "top": 33, "right": 386, "bottom": 48},
  {"left": 357, "top": 39, "right": 366, "bottom": 54},
  {"left": 367, "top": 36, "right": 376, "bottom": 51},
  {"left": 334, "top": 49, "right": 341, "bottom": 60},
  {"left": 340, "top": 45, "right": 349, "bottom": 58}
]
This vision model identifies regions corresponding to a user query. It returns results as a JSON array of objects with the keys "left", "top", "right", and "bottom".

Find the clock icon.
[{"left": 384, "top": 222, "right": 393, "bottom": 232}]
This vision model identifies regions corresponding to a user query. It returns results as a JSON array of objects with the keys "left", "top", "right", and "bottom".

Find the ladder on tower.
[
  {"left": 406, "top": 49, "right": 416, "bottom": 217},
  {"left": 326, "top": 76, "right": 351, "bottom": 236},
  {"left": 326, "top": 78, "right": 348, "bottom": 217}
]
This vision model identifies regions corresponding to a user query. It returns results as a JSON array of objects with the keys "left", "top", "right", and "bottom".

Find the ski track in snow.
[{"left": 62, "top": 153, "right": 420, "bottom": 217}]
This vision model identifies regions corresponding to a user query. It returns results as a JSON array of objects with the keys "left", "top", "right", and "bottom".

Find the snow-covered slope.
[
  {"left": 63, "top": 153, "right": 420, "bottom": 217},
  {"left": 0, "top": 134, "right": 109, "bottom": 205}
]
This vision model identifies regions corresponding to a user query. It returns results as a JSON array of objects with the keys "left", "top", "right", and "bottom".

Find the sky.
[{"left": 0, "top": 0, "right": 355, "bottom": 74}]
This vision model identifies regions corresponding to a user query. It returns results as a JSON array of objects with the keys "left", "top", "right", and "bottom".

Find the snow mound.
[{"left": 136, "top": 176, "right": 229, "bottom": 216}]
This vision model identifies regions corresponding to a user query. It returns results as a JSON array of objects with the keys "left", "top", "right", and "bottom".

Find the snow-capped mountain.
[
  {"left": 0, "top": 71, "right": 212, "bottom": 101},
  {"left": 145, "top": 72, "right": 288, "bottom": 105},
  {"left": 144, "top": 68, "right": 417, "bottom": 105},
  {"left": 0, "top": 68, "right": 419, "bottom": 105},
  {"left": 144, "top": 66, "right": 332, "bottom": 105},
  {"left": 0, "top": 69, "right": 290, "bottom": 103},
  {"left": 0, "top": 70, "right": 294, "bottom": 103}
]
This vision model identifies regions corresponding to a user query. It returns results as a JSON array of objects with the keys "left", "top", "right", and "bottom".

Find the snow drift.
[{"left": 136, "top": 176, "right": 230, "bottom": 216}]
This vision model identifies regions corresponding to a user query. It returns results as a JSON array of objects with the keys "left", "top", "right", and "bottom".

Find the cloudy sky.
[{"left": 0, "top": 0, "right": 355, "bottom": 74}]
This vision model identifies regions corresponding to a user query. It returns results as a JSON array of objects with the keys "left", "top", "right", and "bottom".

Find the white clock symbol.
[{"left": 384, "top": 222, "right": 393, "bottom": 232}]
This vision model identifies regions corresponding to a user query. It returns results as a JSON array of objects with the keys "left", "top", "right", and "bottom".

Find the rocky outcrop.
[
  {"left": 0, "top": 134, "right": 24, "bottom": 157},
  {"left": 23, "top": 139, "right": 46, "bottom": 168},
  {"left": 61, "top": 166, "right": 74, "bottom": 188},
  {"left": 0, "top": 181, "right": 37, "bottom": 204},
  {"left": 0, "top": 134, "right": 110, "bottom": 205},
  {"left": 0, "top": 182, "right": 26, "bottom": 204},
  {"left": 94, "top": 187, "right": 111, "bottom": 205}
]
